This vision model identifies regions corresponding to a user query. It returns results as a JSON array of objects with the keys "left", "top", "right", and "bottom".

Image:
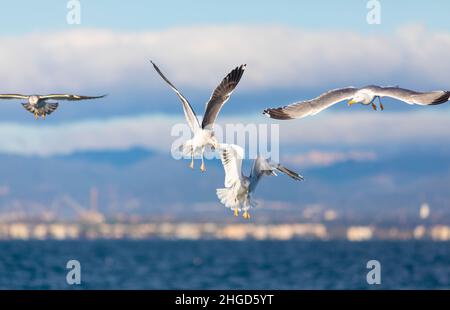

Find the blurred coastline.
[
  {"left": 1, "top": 221, "right": 449, "bottom": 241},
  {"left": 1, "top": 192, "right": 448, "bottom": 241}
]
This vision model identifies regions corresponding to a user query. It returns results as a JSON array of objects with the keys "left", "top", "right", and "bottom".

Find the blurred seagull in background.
[
  {"left": 0, "top": 94, "right": 106, "bottom": 119},
  {"left": 151, "top": 61, "right": 246, "bottom": 172},
  {"left": 263, "top": 85, "right": 450, "bottom": 120},
  {"left": 217, "top": 144, "right": 303, "bottom": 219}
]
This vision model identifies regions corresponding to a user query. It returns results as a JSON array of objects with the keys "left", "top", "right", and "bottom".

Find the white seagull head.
[
  {"left": 29, "top": 95, "right": 39, "bottom": 105},
  {"left": 347, "top": 89, "right": 375, "bottom": 106}
]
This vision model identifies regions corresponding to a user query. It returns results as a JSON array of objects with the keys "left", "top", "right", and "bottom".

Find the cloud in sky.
[
  {"left": 0, "top": 111, "right": 448, "bottom": 156},
  {"left": 0, "top": 115, "right": 176, "bottom": 156},
  {"left": 1, "top": 24, "right": 449, "bottom": 93},
  {"left": 269, "top": 110, "right": 450, "bottom": 147},
  {"left": 0, "top": 24, "right": 448, "bottom": 157},
  {"left": 283, "top": 150, "right": 377, "bottom": 168}
]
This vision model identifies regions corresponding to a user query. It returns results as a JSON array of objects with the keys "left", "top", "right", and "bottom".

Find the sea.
[{"left": 0, "top": 240, "right": 448, "bottom": 289}]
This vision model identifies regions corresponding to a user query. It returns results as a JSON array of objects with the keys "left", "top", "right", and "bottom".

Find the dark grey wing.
[
  {"left": 0, "top": 94, "right": 29, "bottom": 100},
  {"left": 43, "top": 102, "right": 59, "bottom": 115},
  {"left": 263, "top": 87, "right": 357, "bottom": 120},
  {"left": 202, "top": 64, "right": 246, "bottom": 129},
  {"left": 374, "top": 87, "right": 450, "bottom": 105},
  {"left": 248, "top": 157, "right": 275, "bottom": 193},
  {"left": 39, "top": 94, "right": 106, "bottom": 101},
  {"left": 21, "top": 103, "right": 36, "bottom": 114},
  {"left": 274, "top": 164, "right": 304, "bottom": 181},
  {"left": 22, "top": 102, "right": 59, "bottom": 115},
  {"left": 249, "top": 157, "right": 303, "bottom": 193},
  {"left": 150, "top": 61, "right": 200, "bottom": 132}
]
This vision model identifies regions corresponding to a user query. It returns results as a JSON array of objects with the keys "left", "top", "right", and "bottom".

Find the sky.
[
  {"left": 1, "top": 0, "right": 450, "bottom": 34},
  {"left": 0, "top": 1, "right": 449, "bottom": 216},
  {"left": 0, "top": 1, "right": 448, "bottom": 155}
]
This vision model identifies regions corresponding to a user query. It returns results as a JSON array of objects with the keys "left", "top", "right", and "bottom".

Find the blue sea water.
[{"left": 0, "top": 240, "right": 448, "bottom": 289}]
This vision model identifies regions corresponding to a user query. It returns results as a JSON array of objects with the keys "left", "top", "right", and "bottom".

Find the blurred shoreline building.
[
  {"left": 0, "top": 197, "right": 449, "bottom": 241},
  {"left": 0, "top": 221, "right": 449, "bottom": 241}
]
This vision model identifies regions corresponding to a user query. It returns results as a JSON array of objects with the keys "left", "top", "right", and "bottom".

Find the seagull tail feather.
[{"left": 216, "top": 188, "right": 241, "bottom": 211}]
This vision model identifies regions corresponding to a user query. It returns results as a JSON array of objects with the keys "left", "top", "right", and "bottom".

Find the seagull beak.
[{"left": 347, "top": 99, "right": 356, "bottom": 106}]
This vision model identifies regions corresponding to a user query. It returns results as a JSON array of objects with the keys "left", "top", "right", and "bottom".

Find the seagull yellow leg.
[
  {"left": 200, "top": 147, "right": 206, "bottom": 172},
  {"left": 189, "top": 151, "right": 194, "bottom": 169},
  {"left": 234, "top": 208, "right": 239, "bottom": 217},
  {"left": 378, "top": 98, "right": 384, "bottom": 111},
  {"left": 34, "top": 112, "right": 38, "bottom": 120},
  {"left": 42, "top": 113, "right": 46, "bottom": 120},
  {"left": 200, "top": 161, "right": 205, "bottom": 172},
  {"left": 243, "top": 211, "right": 250, "bottom": 220},
  {"left": 371, "top": 103, "right": 377, "bottom": 111}
]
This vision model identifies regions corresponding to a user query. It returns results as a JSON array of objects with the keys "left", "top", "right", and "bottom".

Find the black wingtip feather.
[
  {"left": 277, "top": 165, "right": 304, "bottom": 181},
  {"left": 225, "top": 64, "right": 246, "bottom": 85},
  {"left": 149, "top": 60, "right": 160, "bottom": 72},
  {"left": 431, "top": 91, "right": 450, "bottom": 105},
  {"left": 263, "top": 108, "right": 294, "bottom": 120}
]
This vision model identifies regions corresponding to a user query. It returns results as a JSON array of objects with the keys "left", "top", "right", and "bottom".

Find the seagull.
[
  {"left": 216, "top": 144, "right": 303, "bottom": 219},
  {"left": 0, "top": 94, "right": 107, "bottom": 119},
  {"left": 263, "top": 85, "right": 450, "bottom": 120},
  {"left": 151, "top": 61, "right": 246, "bottom": 172}
]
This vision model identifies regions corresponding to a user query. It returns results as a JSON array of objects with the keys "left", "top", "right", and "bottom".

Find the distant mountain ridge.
[
  {"left": 54, "top": 147, "right": 155, "bottom": 166},
  {"left": 0, "top": 146, "right": 448, "bottom": 220}
]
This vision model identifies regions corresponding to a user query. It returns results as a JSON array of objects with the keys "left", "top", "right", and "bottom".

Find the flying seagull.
[
  {"left": 151, "top": 61, "right": 246, "bottom": 172},
  {"left": 263, "top": 85, "right": 450, "bottom": 120},
  {"left": 0, "top": 94, "right": 107, "bottom": 119},
  {"left": 217, "top": 144, "right": 303, "bottom": 219}
]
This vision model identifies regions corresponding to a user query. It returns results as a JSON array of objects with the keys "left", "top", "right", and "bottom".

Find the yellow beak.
[{"left": 347, "top": 99, "right": 357, "bottom": 106}]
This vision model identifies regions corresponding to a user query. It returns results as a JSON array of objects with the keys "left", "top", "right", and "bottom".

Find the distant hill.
[
  {"left": 55, "top": 147, "right": 155, "bottom": 166},
  {"left": 0, "top": 146, "right": 448, "bottom": 221}
]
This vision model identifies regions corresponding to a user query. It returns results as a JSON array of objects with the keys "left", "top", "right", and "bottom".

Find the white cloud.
[
  {"left": 0, "top": 24, "right": 449, "bottom": 93},
  {"left": 0, "top": 110, "right": 448, "bottom": 156},
  {"left": 0, "top": 115, "right": 177, "bottom": 156},
  {"left": 272, "top": 110, "right": 450, "bottom": 147},
  {"left": 283, "top": 151, "right": 377, "bottom": 168}
]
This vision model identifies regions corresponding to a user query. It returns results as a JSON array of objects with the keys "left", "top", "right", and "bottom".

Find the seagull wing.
[
  {"left": 249, "top": 157, "right": 303, "bottom": 193},
  {"left": 39, "top": 94, "right": 107, "bottom": 101},
  {"left": 0, "top": 94, "right": 29, "bottom": 100},
  {"left": 263, "top": 87, "right": 357, "bottom": 120},
  {"left": 150, "top": 61, "right": 200, "bottom": 133},
  {"left": 220, "top": 144, "right": 244, "bottom": 188},
  {"left": 249, "top": 157, "right": 277, "bottom": 193},
  {"left": 22, "top": 102, "right": 59, "bottom": 115},
  {"left": 202, "top": 64, "right": 246, "bottom": 129},
  {"left": 273, "top": 163, "right": 304, "bottom": 181},
  {"left": 374, "top": 87, "right": 450, "bottom": 105}
]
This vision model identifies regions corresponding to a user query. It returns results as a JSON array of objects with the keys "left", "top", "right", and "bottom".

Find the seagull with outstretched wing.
[
  {"left": 151, "top": 61, "right": 246, "bottom": 172},
  {"left": 0, "top": 93, "right": 106, "bottom": 119},
  {"left": 263, "top": 85, "right": 450, "bottom": 120},
  {"left": 217, "top": 144, "right": 303, "bottom": 219}
]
